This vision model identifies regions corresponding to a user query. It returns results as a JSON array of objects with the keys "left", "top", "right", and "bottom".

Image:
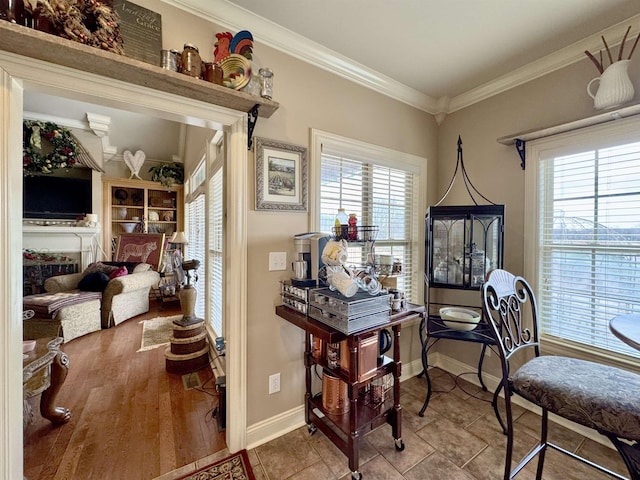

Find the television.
[{"left": 23, "top": 168, "right": 93, "bottom": 220}]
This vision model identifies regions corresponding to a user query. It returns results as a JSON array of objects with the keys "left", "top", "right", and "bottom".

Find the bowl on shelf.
[
  {"left": 121, "top": 222, "right": 137, "bottom": 233},
  {"left": 439, "top": 307, "right": 481, "bottom": 331},
  {"left": 23, "top": 339, "right": 36, "bottom": 353}
]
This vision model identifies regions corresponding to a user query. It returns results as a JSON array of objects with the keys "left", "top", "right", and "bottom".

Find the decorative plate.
[{"left": 220, "top": 54, "right": 252, "bottom": 90}]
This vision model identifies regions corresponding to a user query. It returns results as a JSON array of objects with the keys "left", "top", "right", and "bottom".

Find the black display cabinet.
[
  {"left": 426, "top": 204, "right": 504, "bottom": 290},
  {"left": 419, "top": 136, "right": 506, "bottom": 421}
]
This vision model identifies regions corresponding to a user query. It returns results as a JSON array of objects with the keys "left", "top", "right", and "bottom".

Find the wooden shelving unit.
[{"left": 102, "top": 177, "right": 183, "bottom": 260}]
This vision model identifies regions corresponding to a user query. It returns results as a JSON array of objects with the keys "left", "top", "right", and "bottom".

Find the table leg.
[{"left": 40, "top": 350, "right": 71, "bottom": 424}]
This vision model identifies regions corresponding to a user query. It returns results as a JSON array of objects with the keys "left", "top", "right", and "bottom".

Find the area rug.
[
  {"left": 137, "top": 315, "right": 180, "bottom": 352},
  {"left": 175, "top": 450, "right": 256, "bottom": 480}
]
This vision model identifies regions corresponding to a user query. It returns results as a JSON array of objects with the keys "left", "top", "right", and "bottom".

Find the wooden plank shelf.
[{"left": 0, "top": 21, "right": 279, "bottom": 118}]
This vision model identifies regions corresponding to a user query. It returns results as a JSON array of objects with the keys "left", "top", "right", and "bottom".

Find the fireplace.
[{"left": 22, "top": 224, "right": 101, "bottom": 295}]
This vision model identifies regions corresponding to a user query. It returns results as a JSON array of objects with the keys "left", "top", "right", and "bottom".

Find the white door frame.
[{"left": 0, "top": 50, "right": 248, "bottom": 479}]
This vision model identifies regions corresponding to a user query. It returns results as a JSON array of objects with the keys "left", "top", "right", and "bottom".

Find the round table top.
[{"left": 609, "top": 314, "right": 640, "bottom": 351}]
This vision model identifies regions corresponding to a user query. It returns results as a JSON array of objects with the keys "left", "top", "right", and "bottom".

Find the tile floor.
[{"left": 156, "top": 368, "right": 627, "bottom": 480}]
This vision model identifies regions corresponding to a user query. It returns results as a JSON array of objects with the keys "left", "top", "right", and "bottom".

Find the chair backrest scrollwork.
[{"left": 482, "top": 269, "right": 541, "bottom": 372}]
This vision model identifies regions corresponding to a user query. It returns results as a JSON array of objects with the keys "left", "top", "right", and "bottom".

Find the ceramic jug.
[{"left": 587, "top": 60, "right": 634, "bottom": 110}]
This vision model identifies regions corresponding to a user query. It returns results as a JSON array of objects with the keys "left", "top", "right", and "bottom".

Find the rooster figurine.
[{"left": 214, "top": 30, "right": 253, "bottom": 63}]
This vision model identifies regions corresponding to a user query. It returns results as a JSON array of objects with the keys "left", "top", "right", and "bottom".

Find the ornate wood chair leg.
[{"left": 40, "top": 350, "right": 71, "bottom": 424}]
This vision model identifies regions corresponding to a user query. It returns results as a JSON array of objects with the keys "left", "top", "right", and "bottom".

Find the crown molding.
[
  {"left": 448, "top": 14, "right": 640, "bottom": 113},
  {"left": 163, "top": 0, "right": 438, "bottom": 113},
  {"left": 165, "top": 1, "right": 639, "bottom": 116}
]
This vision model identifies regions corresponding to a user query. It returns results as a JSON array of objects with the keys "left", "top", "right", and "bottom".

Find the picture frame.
[
  {"left": 115, "top": 233, "right": 165, "bottom": 270},
  {"left": 254, "top": 136, "right": 308, "bottom": 211}
]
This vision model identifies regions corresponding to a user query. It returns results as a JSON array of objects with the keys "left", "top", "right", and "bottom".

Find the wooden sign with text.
[{"left": 112, "top": 0, "right": 162, "bottom": 66}]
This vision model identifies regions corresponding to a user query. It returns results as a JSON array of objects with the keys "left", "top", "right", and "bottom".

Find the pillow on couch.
[
  {"left": 83, "top": 262, "right": 118, "bottom": 277},
  {"left": 103, "top": 261, "right": 149, "bottom": 274},
  {"left": 133, "top": 263, "right": 152, "bottom": 273},
  {"left": 78, "top": 272, "right": 111, "bottom": 292},
  {"left": 109, "top": 266, "right": 128, "bottom": 279}
]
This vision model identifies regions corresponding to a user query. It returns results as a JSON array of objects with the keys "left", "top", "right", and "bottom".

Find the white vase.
[
  {"left": 118, "top": 207, "right": 127, "bottom": 220},
  {"left": 587, "top": 60, "right": 635, "bottom": 110}
]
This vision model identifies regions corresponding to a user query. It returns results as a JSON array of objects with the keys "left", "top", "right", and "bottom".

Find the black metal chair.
[{"left": 482, "top": 269, "right": 640, "bottom": 480}]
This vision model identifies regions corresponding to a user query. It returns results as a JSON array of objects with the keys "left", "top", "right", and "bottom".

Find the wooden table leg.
[{"left": 40, "top": 350, "right": 71, "bottom": 424}]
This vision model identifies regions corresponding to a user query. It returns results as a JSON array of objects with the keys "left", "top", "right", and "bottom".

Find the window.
[
  {"left": 186, "top": 161, "right": 206, "bottom": 320},
  {"left": 184, "top": 138, "right": 225, "bottom": 337},
  {"left": 208, "top": 165, "right": 224, "bottom": 336},
  {"left": 526, "top": 116, "right": 640, "bottom": 359},
  {"left": 312, "top": 130, "right": 424, "bottom": 303}
]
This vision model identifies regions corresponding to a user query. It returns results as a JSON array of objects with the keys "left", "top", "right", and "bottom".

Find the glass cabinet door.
[{"left": 426, "top": 205, "right": 504, "bottom": 290}]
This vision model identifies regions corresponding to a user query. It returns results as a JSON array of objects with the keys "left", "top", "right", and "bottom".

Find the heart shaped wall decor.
[{"left": 123, "top": 150, "right": 145, "bottom": 180}]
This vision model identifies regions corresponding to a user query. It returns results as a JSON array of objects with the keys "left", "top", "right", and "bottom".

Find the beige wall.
[
  {"left": 434, "top": 56, "right": 640, "bottom": 372},
  {"left": 245, "top": 41, "right": 436, "bottom": 424}
]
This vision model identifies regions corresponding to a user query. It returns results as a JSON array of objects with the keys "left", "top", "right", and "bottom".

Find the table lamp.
[{"left": 169, "top": 231, "right": 188, "bottom": 256}]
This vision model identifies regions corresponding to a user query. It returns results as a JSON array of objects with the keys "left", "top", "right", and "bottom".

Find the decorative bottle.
[
  {"left": 334, "top": 208, "right": 348, "bottom": 239},
  {"left": 348, "top": 213, "right": 358, "bottom": 240}
]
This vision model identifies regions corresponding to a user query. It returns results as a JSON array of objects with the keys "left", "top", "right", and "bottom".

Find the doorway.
[{"left": 0, "top": 51, "right": 249, "bottom": 479}]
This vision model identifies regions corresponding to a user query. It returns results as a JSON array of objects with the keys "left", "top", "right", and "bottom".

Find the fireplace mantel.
[{"left": 23, "top": 225, "right": 101, "bottom": 270}]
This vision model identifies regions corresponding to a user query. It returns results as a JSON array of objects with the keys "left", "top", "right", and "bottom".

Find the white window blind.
[
  {"left": 536, "top": 130, "right": 640, "bottom": 358},
  {"left": 186, "top": 193, "right": 206, "bottom": 319},
  {"left": 320, "top": 152, "right": 419, "bottom": 302},
  {"left": 208, "top": 167, "right": 224, "bottom": 336}
]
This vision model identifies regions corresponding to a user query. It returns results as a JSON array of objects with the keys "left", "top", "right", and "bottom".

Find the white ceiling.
[{"left": 176, "top": 0, "right": 640, "bottom": 113}]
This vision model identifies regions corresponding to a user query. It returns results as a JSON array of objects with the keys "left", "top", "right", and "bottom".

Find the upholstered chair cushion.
[{"left": 511, "top": 355, "right": 640, "bottom": 440}]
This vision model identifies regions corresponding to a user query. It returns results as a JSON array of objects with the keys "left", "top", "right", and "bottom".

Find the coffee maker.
[{"left": 292, "top": 232, "right": 330, "bottom": 287}]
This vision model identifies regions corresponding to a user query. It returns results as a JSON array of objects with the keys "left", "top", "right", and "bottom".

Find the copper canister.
[
  {"left": 322, "top": 371, "right": 349, "bottom": 415},
  {"left": 357, "top": 333, "right": 379, "bottom": 382}
]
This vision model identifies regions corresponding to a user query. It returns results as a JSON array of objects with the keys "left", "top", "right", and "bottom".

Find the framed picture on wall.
[
  {"left": 115, "top": 233, "right": 165, "bottom": 270},
  {"left": 254, "top": 137, "right": 308, "bottom": 211}
]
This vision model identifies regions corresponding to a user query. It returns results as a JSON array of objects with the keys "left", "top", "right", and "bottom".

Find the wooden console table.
[
  {"left": 23, "top": 337, "right": 71, "bottom": 429},
  {"left": 276, "top": 303, "right": 424, "bottom": 479}
]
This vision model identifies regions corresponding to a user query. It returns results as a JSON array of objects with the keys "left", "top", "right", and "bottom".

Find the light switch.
[{"left": 269, "top": 252, "right": 287, "bottom": 271}]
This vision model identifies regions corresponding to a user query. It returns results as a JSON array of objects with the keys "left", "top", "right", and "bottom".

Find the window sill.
[{"left": 541, "top": 334, "right": 640, "bottom": 375}]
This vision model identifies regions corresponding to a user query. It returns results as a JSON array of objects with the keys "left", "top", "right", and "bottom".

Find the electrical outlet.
[
  {"left": 269, "top": 373, "right": 281, "bottom": 394},
  {"left": 268, "top": 252, "right": 287, "bottom": 271}
]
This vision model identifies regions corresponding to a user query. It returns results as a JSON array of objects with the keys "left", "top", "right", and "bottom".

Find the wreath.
[
  {"left": 24, "top": 0, "right": 125, "bottom": 55},
  {"left": 23, "top": 120, "right": 78, "bottom": 175}
]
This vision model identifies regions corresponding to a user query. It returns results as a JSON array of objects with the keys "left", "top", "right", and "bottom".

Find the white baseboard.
[
  {"left": 400, "top": 357, "right": 425, "bottom": 380},
  {"left": 246, "top": 405, "right": 306, "bottom": 450}
]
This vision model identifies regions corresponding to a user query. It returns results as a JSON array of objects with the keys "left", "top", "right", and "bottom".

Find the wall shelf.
[
  {"left": 0, "top": 21, "right": 279, "bottom": 118},
  {"left": 497, "top": 103, "right": 640, "bottom": 169}
]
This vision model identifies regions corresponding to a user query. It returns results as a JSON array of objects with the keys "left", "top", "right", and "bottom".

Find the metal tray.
[
  {"left": 309, "top": 288, "right": 391, "bottom": 319},
  {"left": 308, "top": 305, "right": 390, "bottom": 334}
]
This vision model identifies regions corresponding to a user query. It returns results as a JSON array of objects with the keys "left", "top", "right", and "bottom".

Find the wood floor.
[{"left": 24, "top": 302, "right": 227, "bottom": 480}]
